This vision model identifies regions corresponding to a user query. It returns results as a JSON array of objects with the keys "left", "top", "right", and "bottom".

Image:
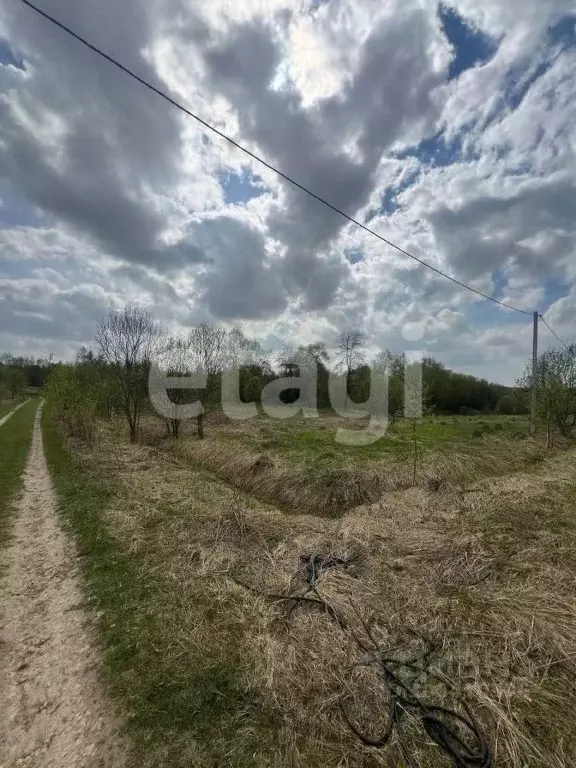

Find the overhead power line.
[
  {"left": 21, "top": 0, "right": 534, "bottom": 316},
  {"left": 539, "top": 314, "right": 570, "bottom": 348}
]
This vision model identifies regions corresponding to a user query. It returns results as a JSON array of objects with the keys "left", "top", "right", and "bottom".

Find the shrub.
[
  {"left": 495, "top": 395, "right": 516, "bottom": 415},
  {"left": 45, "top": 365, "right": 99, "bottom": 445}
]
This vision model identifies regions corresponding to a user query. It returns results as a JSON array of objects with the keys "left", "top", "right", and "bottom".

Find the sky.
[{"left": 0, "top": 0, "right": 575, "bottom": 385}]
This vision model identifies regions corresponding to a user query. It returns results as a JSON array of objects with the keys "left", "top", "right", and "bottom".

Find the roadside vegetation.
[
  {"left": 0, "top": 398, "right": 38, "bottom": 547},
  {"left": 42, "top": 402, "right": 281, "bottom": 768}
]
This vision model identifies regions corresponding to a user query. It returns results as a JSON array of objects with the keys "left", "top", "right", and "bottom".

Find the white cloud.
[{"left": 0, "top": 0, "right": 574, "bottom": 381}]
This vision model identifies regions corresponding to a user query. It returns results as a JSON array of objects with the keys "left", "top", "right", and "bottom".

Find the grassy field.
[
  {"left": 0, "top": 396, "right": 27, "bottom": 421},
  {"left": 137, "top": 412, "right": 548, "bottom": 515},
  {"left": 43, "top": 405, "right": 576, "bottom": 767},
  {"left": 0, "top": 398, "right": 38, "bottom": 547},
  {"left": 206, "top": 413, "right": 531, "bottom": 460}
]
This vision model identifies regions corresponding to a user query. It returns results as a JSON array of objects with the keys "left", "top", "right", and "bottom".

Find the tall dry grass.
[
  {"left": 66, "top": 416, "right": 576, "bottom": 767},
  {"left": 137, "top": 415, "right": 555, "bottom": 517}
]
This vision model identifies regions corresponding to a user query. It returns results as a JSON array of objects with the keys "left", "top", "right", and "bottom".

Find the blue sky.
[
  {"left": 0, "top": 38, "right": 24, "bottom": 69},
  {"left": 219, "top": 170, "right": 267, "bottom": 206},
  {"left": 0, "top": 1, "right": 574, "bottom": 383},
  {"left": 439, "top": 5, "right": 498, "bottom": 80}
]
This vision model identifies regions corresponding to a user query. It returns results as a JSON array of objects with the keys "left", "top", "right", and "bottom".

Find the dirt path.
[
  {"left": 0, "top": 399, "right": 30, "bottom": 429},
  {"left": 0, "top": 402, "right": 124, "bottom": 768}
]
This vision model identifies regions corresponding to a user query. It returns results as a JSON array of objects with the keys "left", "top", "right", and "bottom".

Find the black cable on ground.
[
  {"left": 340, "top": 609, "right": 491, "bottom": 767},
  {"left": 231, "top": 554, "right": 491, "bottom": 767}
]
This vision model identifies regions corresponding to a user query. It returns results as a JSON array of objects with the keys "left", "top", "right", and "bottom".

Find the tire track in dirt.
[
  {"left": 0, "top": 402, "right": 124, "bottom": 767},
  {"left": 0, "top": 400, "right": 30, "bottom": 429}
]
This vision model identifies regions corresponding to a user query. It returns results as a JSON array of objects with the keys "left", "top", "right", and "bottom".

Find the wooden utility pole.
[{"left": 530, "top": 310, "right": 539, "bottom": 436}]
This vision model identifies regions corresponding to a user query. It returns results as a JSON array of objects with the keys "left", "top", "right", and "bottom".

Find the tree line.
[
  {"left": 4, "top": 305, "right": 574, "bottom": 445},
  {"left": 0, "top": 353, "right": 55, "bottom": 400}
]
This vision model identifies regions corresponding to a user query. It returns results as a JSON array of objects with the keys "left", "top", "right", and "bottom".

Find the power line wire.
[
  {"left": 20, "top": 0, "right": 534, "bottom": 316},
  {"left": 539, "top": 314, "right": 570, "bottom": 348}
]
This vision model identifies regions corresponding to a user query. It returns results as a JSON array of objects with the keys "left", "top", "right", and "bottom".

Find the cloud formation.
[{"left": 0, "top": 0, "right": 574, "bottom": 382}]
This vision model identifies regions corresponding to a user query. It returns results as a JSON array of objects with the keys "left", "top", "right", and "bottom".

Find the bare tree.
[
  {"left": 223, "top": 328, "right": 248, "bottom": 370},
  {"left": 188, "top": 322, "right": 227, "bottom": 375},
  {"left": 277, "top": 345, "right": 298, "bottom": 377},
  {"left": 155, "top": 336, "right": 194, "bottom": 439},
  {"left": 335, "top": 331, "right": 366, "bottom": 406},
  {"left": 178, "top": 323, "right": 230, "bottom": 438},
  {"left": 278, "top": 343, "right": 330, "bottom": 377},
  {"left": 372, "top": 349, "right": 403, "bottom": 376},
  {"left": 95, "top": 305, "right": 161, "bottom": 442},
  {"left": 336, "top": 331, "right": 366, "bottom": 377},
  {"left": 298, "top": 342, "right": 329, "bottom": 369},
  {"left": 372, "top": 350, "right": 405, "bottom": 422},
  {"left": 222, "top": 328, "right": 273, "bottom": 405}
]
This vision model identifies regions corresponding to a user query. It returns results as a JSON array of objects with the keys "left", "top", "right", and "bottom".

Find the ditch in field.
[{"left": 138, "top": 412, "right": 558, "bottom": 516}]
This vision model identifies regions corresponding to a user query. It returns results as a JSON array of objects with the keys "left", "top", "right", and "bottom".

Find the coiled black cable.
[{"left": 231, "top": 554, "right": 491, "bottom": 767}]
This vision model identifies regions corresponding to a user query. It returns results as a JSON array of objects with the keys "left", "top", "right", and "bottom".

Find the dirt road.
[
  {"left": 0, "top": 399, "right": 30, "bottom": 429},
  {"left": 0, "top": 403, "right": 124, "bottom": 767}
]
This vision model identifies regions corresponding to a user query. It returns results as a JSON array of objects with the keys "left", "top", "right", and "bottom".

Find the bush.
[
  {"left": 495, "top": 395, "right": 516, "bottom": 415},
  {"left": 45, "top": 365, "right": 99, "bottom": 445}
]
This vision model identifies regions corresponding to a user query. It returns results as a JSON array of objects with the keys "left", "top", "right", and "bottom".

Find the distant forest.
[{"left": 0, "top": 329, "right": 522, "bottom": 419}]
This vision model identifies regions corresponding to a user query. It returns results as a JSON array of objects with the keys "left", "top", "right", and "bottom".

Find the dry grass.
[
  {"left": 46, "top": 408, "right": 576, "bottom": 768},
  {"left": 136, "top": 413, "right": 556, "bottom": 517}
]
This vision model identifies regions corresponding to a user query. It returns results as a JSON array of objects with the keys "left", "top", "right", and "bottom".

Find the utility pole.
[{"left": 530, "top": 310, "right": 539, "bottom": 436}]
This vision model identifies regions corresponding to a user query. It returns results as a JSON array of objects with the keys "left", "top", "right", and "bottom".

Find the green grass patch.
[
  {"left": 249, "top": 414, "right": 531, "bottom": 465},
  {"left": 0, "top": 397, "right": 27, "bottom": 421},
  {"left": 160, "top": 411, "right": 543, "bottom": 515},
  {"left": 42, "top": 402, "right": 275, "bottom": 767},
  {"left": 0, "top": 398, "right": 38, "bottom": 546}
]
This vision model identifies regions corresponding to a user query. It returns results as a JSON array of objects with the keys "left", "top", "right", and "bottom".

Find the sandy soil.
[
  {"left": 0, "top": 399, "right": 30, "bottom": 429},
  {"left": 0, "top": 402, "right": 124, "bottom": 767}
]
